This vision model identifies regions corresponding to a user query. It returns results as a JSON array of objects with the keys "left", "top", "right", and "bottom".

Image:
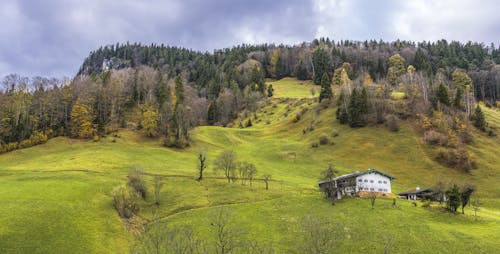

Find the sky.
[{"left": 0, "top": 0, "right": 499, "bottom": 78}]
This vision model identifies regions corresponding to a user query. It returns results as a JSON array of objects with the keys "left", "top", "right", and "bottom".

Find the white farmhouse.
[{"left": 318, "top": 168, "right": 395, "bottom": 200}]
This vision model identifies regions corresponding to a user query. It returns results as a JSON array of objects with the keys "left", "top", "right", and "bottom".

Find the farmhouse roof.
[
  {"left": 318, "top": 168, "right": 395, "bottom": 185},
  {"left": 398, "top": 188, "right": 433, "bottom": 195}
]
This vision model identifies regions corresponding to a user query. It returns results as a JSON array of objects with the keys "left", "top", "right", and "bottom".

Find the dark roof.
[
  {"left": 318, "top": 168, "right": 395, "bottom": 185},
  {"left": 398, "top": 188, "right": 433, "bottom": 195}
]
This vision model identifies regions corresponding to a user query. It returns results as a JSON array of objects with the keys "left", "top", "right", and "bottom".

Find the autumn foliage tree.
[
  {"left": 140, "top": 105, "right": 159, "bottom": 137},
  {"left": 70, "top": 100, "right": 96, "bottom": 139}
]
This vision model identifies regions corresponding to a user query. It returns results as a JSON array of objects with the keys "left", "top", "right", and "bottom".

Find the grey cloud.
[{"left": 0, "top": 0, "right": 498, "bottom": 78}]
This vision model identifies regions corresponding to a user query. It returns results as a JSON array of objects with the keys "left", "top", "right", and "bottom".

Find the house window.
[
  {"left": 358, "top": 179, "right": 362, "bottom": 182},
  {"left": 364, "top": 179, "right": 368, "bottom": 182},
  {"left": 370, "top": 188, "right": 374, "bottom": 191},
  {"left": 370, "top": 180, "right": 374, "bottom": 183},
  {"left": 383, "top": 181, "right": 387, "bottom": 184},
  {"left": 378, "top": 180, "right": 382, "bottom": 184}
]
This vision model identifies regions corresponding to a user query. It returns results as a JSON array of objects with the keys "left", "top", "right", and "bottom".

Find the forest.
[{"left": 1, "top": 39, "right": 499, "bottom": 163}]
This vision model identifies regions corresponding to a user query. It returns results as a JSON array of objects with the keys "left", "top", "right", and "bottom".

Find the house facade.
[{"left": 318, "top": 168, "right": 395, "bottom": 200}]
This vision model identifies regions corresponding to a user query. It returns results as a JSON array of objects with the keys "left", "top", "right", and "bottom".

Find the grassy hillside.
[
  {"left": 266, "top": 77, "right": 319, "bottom": 98},
  {"left": 0, "top": 78, "right": 499, "bottom": 253}
]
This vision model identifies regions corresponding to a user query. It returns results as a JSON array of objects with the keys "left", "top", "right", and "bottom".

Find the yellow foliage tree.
[
  {"left": 70, "top": 101, "right": 96, "bottom": 139},
  {"left": 364, "top": 72, "right": 373, "bottom": 85},
  {"left": 140, "top": 105, "right": 159, "bottom": 137}
]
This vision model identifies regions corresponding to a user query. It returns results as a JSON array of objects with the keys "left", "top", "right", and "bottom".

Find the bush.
[
  {"left": 386, "top": 114, "right": 399, "bottom": 132},
  {"left": 331, "top": 130, "right": 339, "bottom": 137},
  {"left": 311, "top": 142, "right": 319, "bottom": 148},
  {"left": 487, "top": 129, "right": 497, "bottom": 137},
  {"left": 128, "top": 169, "right": 148, "bottom": 199},
  {"left": 421, "top": 200, "right": 432, "bottom": 208},
  {"left": 93, "top": 135, "right": 100, "bottom": 142},
  {"left": 292, "top": 112, "right": 301, "bottom": 123},
  {"left": 319, "top": 99, "right": 330, "bottom": 109},
  {"left": 423, "top": 130, "right": 448, "bottom": 146},
  {"left": 319, "top": 133, "right": 330, "bottom": 145},
  {"left": 436, "top": 148, "right": 477, "bottom": 172},
  {"left": 111, "top": 185, "right": 140, "bottom": 219}
]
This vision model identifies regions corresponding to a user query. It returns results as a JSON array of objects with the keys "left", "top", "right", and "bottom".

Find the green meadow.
[{"left": 0, "top": 78, "right": 499, "bottom": 253}]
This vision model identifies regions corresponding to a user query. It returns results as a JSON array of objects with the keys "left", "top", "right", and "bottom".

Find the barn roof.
[
  {"left": 398, "top": 188, "right": 433, "bottom": 195},
  {"left": 318, "top": 168, "right": 395, "bottom": 185}
]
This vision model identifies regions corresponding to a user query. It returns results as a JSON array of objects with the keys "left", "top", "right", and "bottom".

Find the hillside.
[{"left": 0, "top": 78, "right": 499, "bottom": 253}]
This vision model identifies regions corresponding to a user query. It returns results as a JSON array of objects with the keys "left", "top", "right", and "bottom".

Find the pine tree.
[
  {"left": 454, "top": 87, "right": 463, "bottom": 108},
  {"left": 312, "top": 48, "right": 331, "bottom": 85},
  {"left": 348, "top": 88, "right": 367, "bottom": 128},
  {"left": 359, "top": 87, "right": 368, "bottom": 114},
  {"left": 174, "top": 74, "right": 184, "bottom": 105},
  {"left": 267, "top": 84, "right": 274, "bottom": 97},
  {"left": 348, "top": 89, "right": 360, "bottom": 127},
  {"left": 336, "top": 90, "right": 349, "bottom": 124},
  {"left": 207, "top": 102, "right": 218, "bottom": 125},
  {"left": 319, "top": 73, "right": 333, "bottom": 102},
  {"left": 296, "top": 60, "right": 308, "bottom": 80},
  {"left": 436, "top": 83, "right": 450, "bottom": 106},
  {"left": 472, "top": 105, "right": 486, "bottom": 131}
]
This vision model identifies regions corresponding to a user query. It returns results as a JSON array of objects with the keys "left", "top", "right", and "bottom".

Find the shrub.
[
  {"left": 111, "top": 185, "right": 140, "bottom": 219},
  {"left": 93, "top": 135, "right": 100, "bottom": 142},
  {"left": 311, "top": 142, "right": 319, "bottom": 148},
  {"left": 386, "top": 114, "right": 399, "bottom": 132},
  {"left": 421, "top": 200, "right": 432, "bottom": 208},
  {"left": 332, "top": 130, "right": 339, "bottom": 137},
  {"left": 487, "top": 129, "right": 497, "bottom": 137},
  {"left": 435, "top": 148, "right": 477, "bottom": 172},
  {"left": 128, "top": 169, "right": 148, "bottom": 199},
  {"left": 319, "top": 99, "right": 330, "bottom": 109},
  {"left": 292, "top": 112, "right": 301, "bottom": 123},
  {"left": 423, "top": 130, "right": 448, "bottom": 146},
  {"left": 319, "top": 133, "right": 330, "bottom": 145}
]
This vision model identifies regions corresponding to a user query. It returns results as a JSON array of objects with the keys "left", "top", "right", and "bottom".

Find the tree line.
[{"left": 1, "top": 38, "right": 499, "bottom": 154}]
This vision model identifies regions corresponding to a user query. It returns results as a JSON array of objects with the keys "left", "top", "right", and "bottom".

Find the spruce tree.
[
  {"left": 436, "top": 83, "right": 450, "bottom": 106},
  {"left": 296, "top": 60, "right": 308, "bottom": 80},
  {"left": 207, "top": 102, "right": 218, "bottom": 125},
  {"left": 348, "top": 88, "right": 360, "bottom": 127},
  {"left": 336, "top": 90, "right": 349, "bottom": 124},
  {"left": 472, "top": 105, "right": 486, "bottom": 131},
  {"left": 267, "top": 84, "right": 274, "bottom": 97},
  {"left": 319, "top": 72, "right": 333, "bottom": 102},
  {"left": 454, "top": 88, "right": 463, "bottom": 108}
]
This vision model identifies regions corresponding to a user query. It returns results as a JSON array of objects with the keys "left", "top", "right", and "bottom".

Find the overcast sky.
[{"left": 1, "top": 0, "right": 499, "bottom": 78}]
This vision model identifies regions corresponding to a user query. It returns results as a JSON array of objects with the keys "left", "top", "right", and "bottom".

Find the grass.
[
  {"left": 266, "top": 77, "right": 319, "bottom": 98},
  {"left": 0, "top": 83, "right": 499, "bottom": 253}
]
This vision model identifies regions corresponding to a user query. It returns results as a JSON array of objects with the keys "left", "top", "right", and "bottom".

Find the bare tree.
[
  {"left": 153, "top": 176, "right": 163, "bottom": 206},
  {"left": 298, "top": 213, "right": 343, "bottom": 254},
  {"left": 320, "top": 163, "right": 338, "bottom": 205},
  {"left": 214, "top": 150, "right": 238, "bottom": 183},
  {"left": 246, "top": 164, "right": 258, "bottom": 188},
  {"left": 197, "top": 150, "right": 207, "bottom": 181},
  {"left": 263, "top": 174, "right": 272, "bottom": 190},
  {"left": 471, "top": 195, "right": 482, "bottom": 219},
  {"left": 138, "top": 222, "right": 205, "bottom": 254},
  {"left": 210, "top": 207, "right": 245, "bottom": 254},
  {"left": 433, "top": 180, "right": 447, "bottom": 206}
]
